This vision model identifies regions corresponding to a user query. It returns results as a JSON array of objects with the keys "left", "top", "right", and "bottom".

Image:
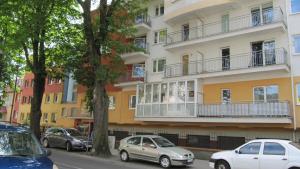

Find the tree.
[
  {"left": 0, "top": 0, "right": 82, "bottom": 139},
  {"left": 74, "top": 0, "right": 144, "bottom": 157}
]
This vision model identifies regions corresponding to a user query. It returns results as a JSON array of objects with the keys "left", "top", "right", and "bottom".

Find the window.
[
  {"left": 24, "top": 80, "right": 29, "bottom": 88},
  {"left": 47, "top": 77, "right": 53, "bottom": 85},
  {"left": 142, "top": 137, "right": 155, "bottom": 147},
  {"left": 51, "top": 113, "right": 56, "bottom": 123},
  {"left": 222, "top": 89, "right": 231, "bottom": 104},
  {"left": 129, "top": 95, "right": 137, "bottom": 109},
  {"left": 254, "top": 85, "right": 278, "bottom": 102},
  {"left": 153, "top": 84, "right": 160, "bottom": 103},
  {"left": 127, "top": 137, "right": 141, "bottom": 145},
  {"left": 28, "top": 96, "right": 32, "bottom": 104},
  {"left": 138, "top": 84, "right": 145, "bottom": 104},
  {"left": 153, "top": 58, "right": 166, "bottom": 72},
  {"left": 132, "top": 64, "right": 145, "bottom": 78},
  {"left": 61, "top": 108, "right": 67, "bottom": 117},
  {"left": 20, "top": 113, "right": 24, "bottom": 121},
  {"left": 263, "top": 142, "right": 285, "bottom": 155},
  {"left": 291, "top": 0, "right": 300, "bottom": 14},
  {"left": 154, "top": 29, "right": 167, "bottom": 44},
  {"left": 43, "top": 113, "right": 48, "bottom": 122},
  {"left": 221, "top": 14, "right": 229, "bottom": 33},
  {"left": 155, "top": 4, "right": 164, "bottom": 16},
  {"left": 109, "top": 96, "right": 116, "bottom": 110},
  {"left": 45, "top": 94, "right": 51, "bottom": 103},
  {"left": 53, "top": 94, "right": 59, "bottom": 103},
  {"left": 187, "top": 135, "right": 210, "bottom": 148},
  {"left": 71, "top": 108, "right": 77, "bottom": 117},
  {"left": 145, "top": 84, "right": 152, "bottom": 103},
  {"left": 30, "top": 80, "right": 34, "bottom": 87},
  {"left": 239, "top": 142, "right": 261, "bottom": 154},
  {"left": 293, "top": 35, "right": 300, "bottom": 54},
  {"left": 22, "top": 96, "right": 27, "bottom": 104}
]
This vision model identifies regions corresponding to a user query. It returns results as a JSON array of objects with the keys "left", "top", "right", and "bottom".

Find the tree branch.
[{"left": 22, "top": 43, "right": 33, "bottom": 70}]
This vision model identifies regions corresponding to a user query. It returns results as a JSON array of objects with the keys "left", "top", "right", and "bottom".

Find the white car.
[{"left": 209, "top": 139, "right": 300, "bottom": 169}]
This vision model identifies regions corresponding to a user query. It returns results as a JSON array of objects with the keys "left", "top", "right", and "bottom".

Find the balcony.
[
  {"left": 165, "top": 8, "right": 286, "bottom": 50},
  {"left": 165, "top": 0, "right": 236, "bottom": 23},
  {"left": 121, "top": 41, "right": 149, "bottom": 64},
  {"left": 164, "top": 48, "right": 289, "bottom": 78},
  {"left": 135, "top": 101, "right": 291, "bottom": 124},
  {"left": 134, "top": 15, "right": 151, "bottom": 35},
  {"left": 66, "top": 110, "right": 93, "bottom": 120},
  {"left": 115, "top": 69, "right": 145, "bottom": 87}
]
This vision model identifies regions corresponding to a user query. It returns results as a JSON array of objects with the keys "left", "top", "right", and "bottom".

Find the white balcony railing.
[
  {"left": 136, "top": 101, "right": 291, "bottom": 119},
  {"left": 164, "top": 48, "right": 288, "bottom": 78},
  {"left": 166, "top": 7, "right": 285, "bottom": 45}
]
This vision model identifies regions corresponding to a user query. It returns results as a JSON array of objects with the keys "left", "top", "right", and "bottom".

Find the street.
[{"left": 49, "top": 148, "right": 210, "bottom": 169}]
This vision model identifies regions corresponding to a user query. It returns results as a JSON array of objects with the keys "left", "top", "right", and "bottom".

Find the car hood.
[
  {"left": 0, "top": 156, "right": 53, "bottom": 169},
  {"left": 161, "top": 146, "right": 193, "bottom": 155}
]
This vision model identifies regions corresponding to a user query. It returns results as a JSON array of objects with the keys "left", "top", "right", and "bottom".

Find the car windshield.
[
  {"left": 153, "top": 137, "right": 175, "bottom": 147},
  {"left": 0, "top": 130, "right": 44, "bottom": 157},
  {"left": 66, "top": 129, "right": 82, "bottom": 136}
]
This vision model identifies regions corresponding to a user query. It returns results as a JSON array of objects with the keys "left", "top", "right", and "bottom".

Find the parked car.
[
  {"left": 209, "top": 139, "right": 300, "bottom": 169},
  {"left": 119, "top": 135, "right": 194, "bottom": 168},
  {"left": 0, "top": 122, "right": 58, "bottom": 169},
  {"left": 42, "top": 127, "right": 92, "bottom": 151}
]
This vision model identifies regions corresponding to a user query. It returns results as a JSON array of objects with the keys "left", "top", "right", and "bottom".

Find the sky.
[{"left": 91, "top": 0, "right": 112, "bottom": 10}]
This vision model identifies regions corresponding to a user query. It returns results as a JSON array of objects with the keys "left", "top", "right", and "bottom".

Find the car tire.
[
  {"left": 160, "top": 156, "right": 171, "bottom": 168},
  {"left": 43, "top": 139, "right": 50, "bottom": 148},
  {"left": 216, "top": 160, "right": 231, "bottom": 169},
  {"left": 120, "top": 150, "right": 129, "bottom": 162},
  {"left": 66, "top": 142, "right": 72, "bottom": 152}
]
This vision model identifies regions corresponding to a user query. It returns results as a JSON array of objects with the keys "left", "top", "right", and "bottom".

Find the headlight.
[{"left": 53, "top": 164, "right": 59, "bottom": 169}]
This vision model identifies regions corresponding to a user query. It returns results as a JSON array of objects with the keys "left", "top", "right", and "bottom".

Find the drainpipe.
[{"left": 284, "top": 0, "right": 297, "bottom": 141}]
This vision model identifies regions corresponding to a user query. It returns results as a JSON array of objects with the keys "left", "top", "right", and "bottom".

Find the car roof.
[
  {"left": 0, "top": 122, "right": 29, "bottom": 132},
  {"left": 131, "top": 135, "right": 162, "bottom": 138},
  {"left": 248, "top": 139, "right": 291, "bottom": 144}
]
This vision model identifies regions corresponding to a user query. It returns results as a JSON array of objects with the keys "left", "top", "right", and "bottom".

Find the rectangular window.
[
  {"left": 24, "top": 80, "right": 29, "bottom": 88},
  {"left": 153, "top": 59, "right": 166, "bottom": 73},
  {"left": 129, "top": 95, "right": 137, "bottom": 109},
  {"left": 291, "top": 0, "right": 300, "bottom": 14},
  {"left": 154, "top": 29, "right": 167, "bottom": 44},
  {"left": 22, "top": 96, "right": 27, "bottom": 104},
  {"left": 153, "top": 84, "right": 160, "bottom": 103},
  {"left": 161, "top": 83, "right": 168, "bottom": 103},
  {"left": 70, "top": 108, "right": 77, "bottom": 117},
  {"left": 53, "top": 94, "right": 59, "bottom": 103},
  {"left": 132, "top": 64, "right": 145, "bottom": 78},
  {"left": 45, "top": 95, "right": 51, "bottom": 103},
  {"left": 294, "top": 35, "right": 300, "bottom": 54},
  {"left": 30, "top": 80, "right": 34, "bottom": 87},
  {"left": 221, "top": 14, "right": 229, "bottom": 33},
  {"left": 43, "top": 113, "right": 48, "bottom": 122},
  {"left": 51, "top": 113, "right": 56, "bottom": 123},
  {"left": 187, "top": 81, "right": 195, "bottom": 102},
  {"left": 47, "top": 77, "right": 53, "bottom": 85},
  {"left": 222, "top": 89, "right": 231, "bottom": 104},
  {"left": 178, "top": 81, "right": 185, "bottom": 102},
  {"left": 138, "top": 84, "right": 145, "bottom": 104},
  {"left": 28, "top": 96, "right": 32, "bottom": 104},
  {"left": 61, "top": 108, "right": 67, "bottom": 117},
  {"left": 254, "top": 85, "right": 279, "bottom": 102},
  {"left": 155, "top": 4, "right": 164, "bottom": 16},
  {"left": 145, "top": 84, "right": 152, "bottom": 103},
  {"left": 109, "top": 96, "right": 116, "bottom": 110}
]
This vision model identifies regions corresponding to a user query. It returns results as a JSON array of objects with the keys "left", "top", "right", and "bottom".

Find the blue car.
[{"left": 0, "top": 122, "right": 59, "bottom": 169}]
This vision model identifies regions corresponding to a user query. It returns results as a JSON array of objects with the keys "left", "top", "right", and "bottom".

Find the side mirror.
[
  {"left": 44, "top": 149, "right": 51, "bottom": 156},
  {"left": 150, "top": 144, "right": 157, "bottom": 149},
  {"left": 235, "top": 150, "right": 240, "bottom": 154}
]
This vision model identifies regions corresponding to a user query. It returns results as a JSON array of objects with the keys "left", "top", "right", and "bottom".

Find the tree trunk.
[
  {"left": 92, "top": 79, "right": 111, "bottom": 157},
  {"left": 30, "top": 72, "right": 46, "bottom": 140}
]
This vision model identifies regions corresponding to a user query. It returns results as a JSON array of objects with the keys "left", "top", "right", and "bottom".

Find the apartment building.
[{"left": 105, "top": 0, "right": 300, "bottom": 150}]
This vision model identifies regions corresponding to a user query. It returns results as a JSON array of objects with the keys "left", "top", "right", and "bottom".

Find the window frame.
[
  {"left": 129, "top": 95, "right": 137, "bottom": 109},
  {"left": 127, "top": 136, "right": 141, "bottom": 146},
  {"left": 263, "top": 142, "right": 286, "bottom": 156},
  {"left": 221, "top": 89, "right": 231, "bottom": 104},
  {"left": 155, "top": 4, "right": 164, "bottom": 16},
  {"left": 108, "top": 96, "right": 116, "bottom": 110},
  {"left": 293, "top": 35, "right": 300, "bottom": 55},
  {"left": 291, "top": 0, "right": 300, "bottom": 14},
  {"left": 238, "top": 142, "right": 262, "bottom": 155},
  {"left": 154, "top": 29, "right": 167, "bottom": 44},
  {"left": 152, "top": 58, "right": 166, "bottom": 73},
  {"left": 253, "top": 85, "right": 279, "bottom": 102}
]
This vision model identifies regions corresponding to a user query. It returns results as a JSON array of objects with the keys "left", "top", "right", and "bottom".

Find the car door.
[
  {"left": 259, "top": 142, "right": 289, "bottom": 169},
  {"left": 232, "top": 142, "right": 261, "bottom": 169},
  {"left": 126, "top": 136, "right": 143, "bottom": 159},
  {"left": 47, "top": 128, "right": 58, "bottom": 147},
  {"left": 141, "top": 137, "right": 160, "bottom": 162},
  {"left": 55, "top": 129, "right": 67, "bottom": 148}
]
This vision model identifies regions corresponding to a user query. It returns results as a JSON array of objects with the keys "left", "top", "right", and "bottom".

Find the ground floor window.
[
  {"left": 187, "top": 135, "right": 210, "bottom": 148},
  {"left": 159, "top": 133, "right": 179, "bottom": 145},
  {"left": 51, "top": 113, "right": 56, "bottom": 123},
  {"left": 217, "top": 136, "right": 245, "bottom": 150}
]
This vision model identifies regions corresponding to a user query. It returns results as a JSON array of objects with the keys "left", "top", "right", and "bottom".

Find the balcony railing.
[
  {"left": 166, "top": 7, "right": 285, "bottom": 45},
  {"left": 136, "top": 101, "right": 291, "bottom": 119},
  {"left": 123, "top": 42, "right": 149, "bottom": 55},
  {"left": 164, "top": 48, "right": 288, "bottom": 78},
  {"left": 117, "top": 69, "right": 145, "bottom": 84}
]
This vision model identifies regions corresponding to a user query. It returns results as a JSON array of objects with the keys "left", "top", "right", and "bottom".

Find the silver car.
[{"left": 119, "top": 135, "right": 194, "bottom": 168}]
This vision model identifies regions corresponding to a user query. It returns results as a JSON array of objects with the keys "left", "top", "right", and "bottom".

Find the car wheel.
[
  {"left": 43, "top": 139, "right": 50, "bottom": 148},
  {"left": 216, "top": 160, "right": 231, "bottom": 169},
  {"left": 120, "top": 150, "right": 129, "bottom": 162},
  {"left": 66, "top": 142, "right": 72, "bottom": 152},
  {"left": 160, "top": 156, "right": 171, "bottom": 168}
]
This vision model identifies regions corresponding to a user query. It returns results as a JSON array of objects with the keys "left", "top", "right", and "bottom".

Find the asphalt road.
[{"left": 49, "top": 148, "right": 210, "bottom": 169}]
